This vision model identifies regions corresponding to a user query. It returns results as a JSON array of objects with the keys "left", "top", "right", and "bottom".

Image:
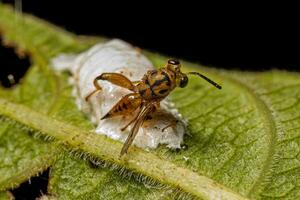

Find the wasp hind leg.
[
  {"left": 121, "top": 101, "right": 160, "bottom": 131},
  {"left": 85, "top": 73, "right": 139, "bottom": 101},
  {"left": 120, "top": 102, "right": 158, "bottom": 157},
  {"left": 120, "top": 112, "right": 140, "bottom": 131}
]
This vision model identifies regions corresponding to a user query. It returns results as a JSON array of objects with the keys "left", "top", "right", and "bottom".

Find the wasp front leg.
[{"left": 85, "top": 73, "right": 139, "bottom": 101}]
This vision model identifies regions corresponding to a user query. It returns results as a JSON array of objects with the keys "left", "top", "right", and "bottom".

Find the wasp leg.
[
  {"left": 120, "top": 99, "right": 156, "bottom": 131},
  {"left": 120, "top": 102, "right": 158, "bottom": 157},
  {"left": 85, "top": 73, "right": 139, "bottom": 101},
  {"left": 97, "top": 72, "right": 137, "bottom": 90},
  {"left": 122, "top": 102, "right": 161, "bottom": 131},
  {"left": 101, "top": 93, "right": 142, "bottom": 120},
  {"left": 120, "top": 113, "right": 139, "bottom": 131},
  {"left": 85, "top": 77, "right": 103, "bottom": 101}
]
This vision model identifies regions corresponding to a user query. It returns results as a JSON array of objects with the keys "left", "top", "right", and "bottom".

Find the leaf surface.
[{"left": 0, "top": 3, "right": 300, "bottom": 200}]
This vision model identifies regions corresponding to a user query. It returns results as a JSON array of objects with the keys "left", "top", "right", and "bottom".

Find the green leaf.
[
  {"left": 0, "top": 3, "right": 92, "bottom": 190},
  {"left": 227, "top": 71, "right": 300, "bottom": 199},
  {"left": 1, "top": 3, "right": 300, "bottom": 200},
  {"left": 0, "top": 4, "right": 176, "bottom": 200},
  {"left": 0, "top": 118, "right": 56, "bottom": 190},
  {"left": 49, "top": 151, "right": 176, "bottom": 200},
  {"left": 0, "top": 191, "right": 13, "bottom": 200}
]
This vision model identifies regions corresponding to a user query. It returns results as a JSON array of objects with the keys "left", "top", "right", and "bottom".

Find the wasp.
[{"left": 85, "top": 59, "right": 222, "bottom": 156}]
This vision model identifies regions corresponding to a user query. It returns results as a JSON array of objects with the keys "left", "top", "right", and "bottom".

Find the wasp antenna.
[{"left": 187, "top": 72, "right": 222, "bottom": 89}]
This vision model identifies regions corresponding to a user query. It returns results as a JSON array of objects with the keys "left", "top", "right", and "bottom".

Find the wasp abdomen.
[{"left": 101, "top": 93, "right": 142, "bottom": 119}]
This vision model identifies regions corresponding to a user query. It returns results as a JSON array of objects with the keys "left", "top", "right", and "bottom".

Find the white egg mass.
[{"left": 51, "top": 39, "right": 186, "bottom": 150}]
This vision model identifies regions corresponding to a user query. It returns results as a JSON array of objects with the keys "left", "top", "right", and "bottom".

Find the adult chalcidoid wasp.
[{"left": 85, "top": 59, "right": 222, "bottom": 156}]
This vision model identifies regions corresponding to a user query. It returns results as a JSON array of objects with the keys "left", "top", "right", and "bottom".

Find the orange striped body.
[{"left": 136, "top": 69, "right": 176, "bottom": 100}]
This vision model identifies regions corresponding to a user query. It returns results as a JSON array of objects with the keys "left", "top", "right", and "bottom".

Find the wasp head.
[
  {"left": 166, "top": 58, "right": 222, "bottom": 90},
  {"left": 167, "top": 59, "right": 189, "bottom": 88},
  {"left": 167, "top": 58, "right": 181, "bottom": 71}
]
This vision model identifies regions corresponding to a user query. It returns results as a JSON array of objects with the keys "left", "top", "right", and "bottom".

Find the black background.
[{"left": 1, "top": 0, "right": 300, "bottom": 71}]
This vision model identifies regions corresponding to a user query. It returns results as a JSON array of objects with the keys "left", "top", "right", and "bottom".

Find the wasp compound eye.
[
  {"left": 168, "top": 59, "right": 180, "bottom": 65},
  {"left": 180, "top": 75, "right": 188, "bottom": 88}
]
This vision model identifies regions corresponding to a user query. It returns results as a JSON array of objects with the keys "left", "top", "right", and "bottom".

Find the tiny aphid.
[{"left": 86, "top": 58, "right": 222, "bottom": 156}]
